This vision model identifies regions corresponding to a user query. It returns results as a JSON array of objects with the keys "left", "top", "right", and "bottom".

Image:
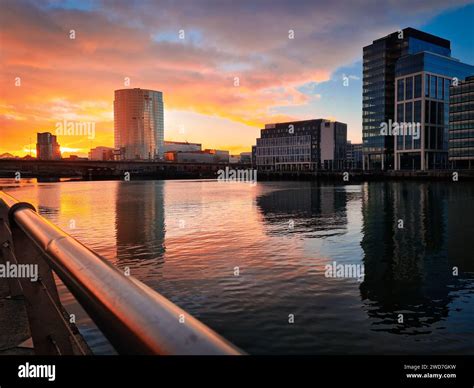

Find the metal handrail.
[{"left": 0, "top": 190, "right": 242, "bottom": 355}]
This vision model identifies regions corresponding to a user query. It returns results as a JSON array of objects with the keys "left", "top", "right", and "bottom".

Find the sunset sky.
[{"left": 1, "top": 0, "right": 473, "bottom": 157}]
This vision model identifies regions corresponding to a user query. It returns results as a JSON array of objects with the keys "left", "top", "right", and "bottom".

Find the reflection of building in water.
[
  {"left": 256, "top": 182, "right": 349, "bottom": 237},
  {"left": 36, "top": 183, "right": 61, "bottom": 218},
  {"left": 360, "top": 182, "right": 474, "bottom": 334},
  {"left": 447, "top": 185, "right": 474, "bottom": 272},
  {"left": 115, "top": 181, "right": 166, "bottom": 273}
]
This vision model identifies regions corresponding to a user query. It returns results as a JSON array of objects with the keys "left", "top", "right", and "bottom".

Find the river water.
[{"left": 2, "top": 179, "right": 474, "bottom": 354}]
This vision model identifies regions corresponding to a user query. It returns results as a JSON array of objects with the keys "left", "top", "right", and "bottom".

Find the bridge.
[
  {"left": 0, "top": 190, "right": 242, "bottom": 355},
  {"left": 0, "top": 159, "right": 252, "bottom": 180},
  {"left": 2, "top": 159, "right": 472, "bottom": 182}
]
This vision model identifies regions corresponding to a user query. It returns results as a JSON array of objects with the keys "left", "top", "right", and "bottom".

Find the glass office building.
[
  {"left": 362, "top": 28, "right": 451, "bottom": 170},
  {"left": 114, "top": 88, "right": 164, "bottom": 160},
  {"left": 394, "top": 53, "right": 474, "bottom": 170},
  {"left": 449, "top": 76, "right": 474, "bottom": 169}
]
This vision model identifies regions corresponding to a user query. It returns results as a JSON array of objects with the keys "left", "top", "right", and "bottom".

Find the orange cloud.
[{"left": 0, "top": 0, "right": 465, "bottom": 156}]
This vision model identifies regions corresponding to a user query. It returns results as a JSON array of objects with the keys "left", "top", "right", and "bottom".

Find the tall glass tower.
[
  {"left": 362, "top": 28, "right": 451, "bottom": 170},
  {"left": 114, "top": 88, "right": 164, "bottom": 160}
]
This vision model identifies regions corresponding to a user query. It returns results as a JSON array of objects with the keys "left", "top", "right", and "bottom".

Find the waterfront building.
[
  {"left": 114, "top": 88, "right": 164, "bottom": 160},
  {"left": 89, "top": 146, "right": 114, "bottom": 161},
  {"left": 36, "top": 132, "right": 61, "bottom": 160},
  {"left": 449, "top": 75, "right": 474, "bottom": 169},
  {"left": 394, "top": 54, "right": 474, "bottom": 170},
  {"left": 164, "top": 151, "right": 215, "bottom": 163},
  {"left": 164, "top": 148, "right": 230, "bottom": 164},
  {"left": 255, "top": 119, "right": 347, "bottom": 172},
  {"left": 346, "top": 141, "right": 363, "bottom": 169},
  {"left": 239, "top": 152, "right": 252, "bottom": 164},
  {"left": 203, "top": 149, "right": 229, "bottom": 163},
  {"left": 363, "top": 28, "right": 452, "bottom": 170},
  {"left": 164, "top": 141, "right": 201, "bottom": 153}
]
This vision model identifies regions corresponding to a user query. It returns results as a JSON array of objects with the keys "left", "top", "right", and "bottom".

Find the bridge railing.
[{"left": 0, "top": 190, "right": 242, "bottom": 355}]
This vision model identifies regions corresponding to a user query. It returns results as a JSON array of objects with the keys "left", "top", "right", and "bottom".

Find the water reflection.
[
  {"left": 256, "top": 182, "right": 350, "bottom": 238},
  {"left": 360, "top": 182, "right": 474, "bottom": 335},
  {"left": 36, "top": 183, "right": 61, "bottom": 218},
  {"left": 115, "top": 181, "right": 166, "bottom": 280},
  {"left": 2, "top": 179, "right": 474, "bottom": 354}
]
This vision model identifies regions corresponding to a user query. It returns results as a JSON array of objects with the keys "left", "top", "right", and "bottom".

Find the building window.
[
  {"left": 414, "top": 74, "right": 422, "bottom": 98},
  {"left": 437, "top": 77, "right": 443, "bottom": 100},
  {"left": 405, "top": 134, "right": 412, "bottom": 150},
  {"left": 437, "top": 102, "right": 444, "bottom": 125},
  {"left": 405, "top": 77, "right": 413, "bottom": 100},
  {"left": 397, "top": 103, "right": 404, "bottom": 122},
  {"left": 430, "top": 126, "right": 437, "bottom": 149},
  {"left": 414, "top": 100, "right": 421, "bottom": 123},
  {"left": 425, "top": 74, "right": 430, "bottom": 97},
  {"left": 430, "top": 75, "right": 437, "bottom": 99},
  {"left": 425, "top": 100, "right": 430, "bottom": 124},
  {"left": 397, "top": 79, "right": 404, "bottom": 102},
  {"left": 444, "top": 78, "right": 450, "bottom": 101},
  {"left": 405, "top": 102, "right": 413, "bottom": 122},
  {"left": 397, "top": 133, "right": 404, "bottom": 149},
  {"left": 414, "top": 136, "right": 421, "bottom": 150},
  {"left": 430, "top": 101, "right": 437, "bottom": 124},
  {"left": 425, "top": 126, "right": 430, "bottom": 149}
]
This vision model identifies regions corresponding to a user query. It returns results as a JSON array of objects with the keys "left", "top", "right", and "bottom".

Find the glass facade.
[
  {"left": 394, "top": 53, "right": 474, "bottom": 170},
  {"left": 406, "top": 37, "right": 451, "bottom": 57},
  {"left": 114, "top": 88, "right": 164, "bottom": 160},
  {"left": 449, "top": 76, "right": 474, "bottom": 168},
  {"left": 362, "top": 28, "right": 451, "bottom": 170},
  {"left": 396, "top": 51, "right": 474, "bottom": 79}
]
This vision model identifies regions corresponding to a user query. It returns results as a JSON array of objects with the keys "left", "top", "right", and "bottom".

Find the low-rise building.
[
  {"left": 164, "top": 141, "right": 202, "bottom": 153},
  {"left": 203, "top": 149, "right": 229, "bottom": 163},
  {"left": 255, "top": 119, "right": 347, "bottom": 171},
  {"left": 165, "top": 151, "right": 215, "bottom": 163},
  {"left": 89, "top": 146, "right": 114, "bottom": 161},
  {"left": 239, "top": 152, "right": 252, "bottom": 164}
]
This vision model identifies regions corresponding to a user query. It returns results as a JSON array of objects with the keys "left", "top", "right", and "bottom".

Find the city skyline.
[
  {"left": 1, "top": 1, "right": 474, "bottom": 158},
  {"left": 1, "top": 1, "right": 474, "bottom": 376}
]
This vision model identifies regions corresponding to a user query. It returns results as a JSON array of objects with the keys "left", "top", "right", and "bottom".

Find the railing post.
[
  {"left": 10, "top": 222, "right": 75, "bottom": 355},
  {"left": 0, "top": 220, "right": 23, "bottom": 298}
]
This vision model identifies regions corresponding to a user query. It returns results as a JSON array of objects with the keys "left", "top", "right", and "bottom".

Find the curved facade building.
[{"left": 114, "top": 88, "right": 164, "bottom": 160}]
